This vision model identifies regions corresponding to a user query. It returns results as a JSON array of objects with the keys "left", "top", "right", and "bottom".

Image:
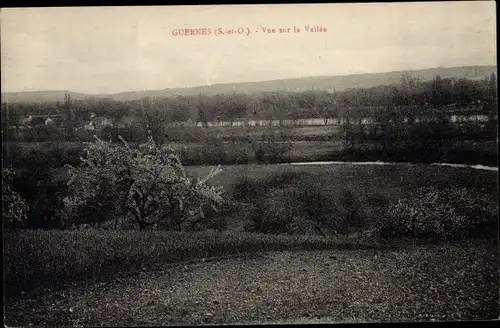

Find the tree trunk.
[{"left": 138, "top": 221, "right": 148, "bottom": 230}]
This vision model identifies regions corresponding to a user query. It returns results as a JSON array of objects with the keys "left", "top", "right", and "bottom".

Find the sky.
[{"left": 1, "top": 2, "right": 497, "bottom": 94}]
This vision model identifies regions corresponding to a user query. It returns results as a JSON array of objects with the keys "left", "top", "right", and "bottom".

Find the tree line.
[
  {"left": 2, "top": 72, "right": 497, "bottom": 230},
  {"left": 2, "top": 73, "right": 497, "bottom": 130}
]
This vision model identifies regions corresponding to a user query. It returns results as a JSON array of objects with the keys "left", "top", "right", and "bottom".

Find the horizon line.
[{"left": 2, "top": 64, "right": 497, "bottom": 96}]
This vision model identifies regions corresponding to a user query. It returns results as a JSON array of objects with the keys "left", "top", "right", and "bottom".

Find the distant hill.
[
  {"left": 2, "top": 65, "right": 496, "bottom": 103},
  {"left": 1, "top": 90, "right": 93, "bottom": 104}
]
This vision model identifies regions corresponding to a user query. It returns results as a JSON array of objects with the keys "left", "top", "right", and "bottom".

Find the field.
[
  {"left": 4, "top": 229, "right": 385, "bottom": 299},
  {"left": 41, "top": 159, "right": 499, "bottom": 232},
  {"left": 186, "top": 161, "right": 499, "bottom": 197},
  {"left": 5, "top": 239, "right": 498, "bottom": 325},
  {"left": 3, "top": 107, "right": 499, "bottom": 324},
  {"left": 4, "top": 162, "right": 499, "bottom": 325},
  {"left": 165, "top": 124, "right": 342, "bottom": 141},
  {"left": 3, "top": 117, "right": 498, "bottom": 168}
]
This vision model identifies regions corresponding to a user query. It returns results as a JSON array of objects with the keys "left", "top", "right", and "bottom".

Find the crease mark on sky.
[{"left": 206, "top": 47, "right": 232, "bottom": 86}]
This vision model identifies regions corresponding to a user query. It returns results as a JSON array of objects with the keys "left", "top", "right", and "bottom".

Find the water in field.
[{"left": 284, "top": 161, "right": 498, "bottom": 171}]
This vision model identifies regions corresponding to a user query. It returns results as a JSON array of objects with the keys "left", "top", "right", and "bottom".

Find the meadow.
[
  {"left": 5, "top": 236, "right": 498, "bottom": 325},
  {"left": 4, "top": 163, "right": 498, "bottom": 301},
  {"left": 3, "top": 135, "right": 497, "bottom": 170},
  {"left": 3, "top": 143, "right": 499, "bottom": 325}
]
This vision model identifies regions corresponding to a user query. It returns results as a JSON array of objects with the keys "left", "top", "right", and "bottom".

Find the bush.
[
  {"left": 248, "top": 186, "right": 301, "bottom": 234},
  {"left": 3, "top": 142, "right": 84, "bottom": 169},
  {"left": 442, "top": 187, "right": 498, "bottom": 237},
  {"left": 4, "top": 152, "right": 68, "bottom": 229},
  {"left": 2, "top": 168, "right": 30, "bottom": 229},
  {"left": 245, "top": 175, "right": 366, "bottom": 236},
  {"left": 378, "top": 186, "right": 498, "bottom": 240},
  {"left": 249, "top": 129, "right": 293, "bottom": 164},
  {"left": 335, "top": 188, "right": 366, "bottom": 233},
  {"left": 177, "top": 140, "right": 253, "bottom": 166},
  {"left": 117, "top": 123, "right": 148, "bottom": 143},
  {"left": 199, "top": 136, "right": 229, "bottom": 165}
]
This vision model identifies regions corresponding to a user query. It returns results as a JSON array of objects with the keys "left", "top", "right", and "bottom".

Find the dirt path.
[{"left": 5, "top": 240, "right": 498, "bottom": 326}]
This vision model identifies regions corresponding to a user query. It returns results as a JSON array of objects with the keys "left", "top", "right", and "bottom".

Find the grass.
[
  {"left": 5, "top": 163, "right": 498, "bottom": 301},
  {"left": 38, "top": 161, "right": 500, "bottom": 235},
  {"left": 5, "top": 239, "right": 498, "bottom": 325},
  {"left": 2, "top": 140, "right": 342, "bottom": 167},
  {"left": 186, "top": 162, "right": 499, "bottom": 200},
  {"left": 3, "top": 162, "right": 499, "bottom": 325},
  {"left": 3, "top": 230, "right": 386, "bottom": 300},
  {"left": 3, "top": 129, "right": 497, "bottom": 167},
  {"left": 46, "top": 151, "right": 499, "bottom": 204}
]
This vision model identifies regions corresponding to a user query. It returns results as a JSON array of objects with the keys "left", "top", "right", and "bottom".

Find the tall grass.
[{"left": 3, "top": 230, "right": 385, "bottom": 299}]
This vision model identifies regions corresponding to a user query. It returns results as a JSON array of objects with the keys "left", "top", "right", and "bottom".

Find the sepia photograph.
[{"left": 1, "top": 2, "right": 499, "bottom": 326}]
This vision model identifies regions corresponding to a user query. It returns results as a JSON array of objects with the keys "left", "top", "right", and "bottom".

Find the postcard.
[{"left": 2, "top": 2, "right": 498, "bottom": 326}]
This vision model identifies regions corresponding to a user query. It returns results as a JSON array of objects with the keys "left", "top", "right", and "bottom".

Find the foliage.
[
  {"left": 137, "top": 97, "right": 170, "bottom": 146},
  {"left": 2, "top": 146, "right": 68, "bottom": 229},
  {"left": 63, "top": 135, "right": 225, "bottom": 230},
  {"left": 249, "top": 128, "right": 293, "bottom": 164},
  {"left": 3, "top": 73, "right": 497, "bottom": 168},
  {"left": 2, "top": 168, "right": 30, "bottom": 229},
  {"left": 377, "top": 186, "right": 498, "bottom": 240},
  {"left": 246, "top": 177, "right": 366, "bottom": 236},
  {"left": 3, "top": 74, "right": 496, "bottom": 138}
]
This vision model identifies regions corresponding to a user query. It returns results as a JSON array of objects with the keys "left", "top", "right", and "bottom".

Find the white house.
[
  {"left": 84, "top": 122, "right": 95, "bottom": 132},
  {"left": 20, "top": 116, "right": 33, "bottom": 126},
  {"left": 44, "top": 117, "right": 54, "bottom": 125}
]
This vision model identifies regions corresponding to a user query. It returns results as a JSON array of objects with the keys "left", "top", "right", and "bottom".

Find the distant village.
[
  {"left": 15, "top": 109, "right": 491, "bottom": 131},
  {"left": 10, "top": 94, "right": 492, "bottom": 136},
  {"left": 17, "top": 112, "right": 125, "bottom": 132}
]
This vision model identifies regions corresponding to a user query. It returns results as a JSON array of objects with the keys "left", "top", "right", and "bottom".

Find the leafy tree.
[
  {"left": 430, "top": 75, "right": 444, "bottom": 107},
  {"left": 454, "top": 78, "right": 473, "bottom": 107},
  {"left": 63, "top": 93, "right": 74, "bottom": 121},
  {"left": 216, "top": 93, "right": 250, "bottom": 125},
  {"left": 316, "top": 91, "right": 338, "bottom": 125},
  {"left": 196, "top": 94, "right": 217, "bottom": 127},
  {"left": 488, "top": 72, "right": 497, "bottom": 99},
  {"left": 138, "top": 97, "right": 170, "bottom": 146},
  {"left": 485, "top": 72, "right": 498, "bottom": 114},
  {"left": 250, "top": 127, "right": 293, "bottom": 164},
  {"left": 64, "top": 135, "right": 225, "bottom": 230},
  {"left": 294, "top": 90, "right": 318, "bottom": 118},
  {"left": 167, "top": 96, "right": 192, "bottom": 122},
  {"left": 2, "top": 168, "right": 30, "bottom": 229}
]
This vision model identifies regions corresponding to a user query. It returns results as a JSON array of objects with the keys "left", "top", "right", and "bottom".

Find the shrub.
[
  {"left": 248, "top": 186, "right": 300, "bottom": 234},
  {"left": 245, "top": 175, "right": 366, "bottom": 236},
  {"left": 2, "top": 168, "right": 30, "bottom": 229},
  {"left": 378, "top": 186, "right": 498, "bottom": 240},
  {"left": 177, "top": 140, "right": 252, "bottom": 166},
  {"left": 249, "top": 130, "right": 292, "bottom": 164},
  {"left": 441, "top": 187, "right": 498, "bottom": 237},
  {"left": 334, "top": 188, "right": 366, "bottom": 232},
  {"left": 4, "top": 154, "right": 68, "bottom": 229},
  {"left": 199, "top": 136, "right": 227, "bottom": 165}
]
